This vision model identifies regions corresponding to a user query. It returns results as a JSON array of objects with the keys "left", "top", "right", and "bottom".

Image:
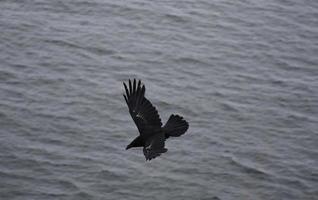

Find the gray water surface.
[{"left": 1, "top": 1, "right": 318, "bottom": 199}]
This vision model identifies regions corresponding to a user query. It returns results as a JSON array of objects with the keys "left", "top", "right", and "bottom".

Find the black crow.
[{"left": 123, "top": 79, "right": 189, "bottom": 161}]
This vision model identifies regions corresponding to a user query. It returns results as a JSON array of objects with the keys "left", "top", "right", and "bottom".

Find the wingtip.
[
  {"left": 124, "top": 79, "right": 143, "bottom": 86},
  {"left": 133, "top": 79, "right": 136, "bottom": 90},
  {"left": 129, "top": 79, "right": 132, "bottom": 92},
  {"left": 123, "top": 94, "right": 128, "bottom": 104}
]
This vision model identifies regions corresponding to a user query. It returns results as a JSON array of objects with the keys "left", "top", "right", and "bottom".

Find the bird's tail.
[{"left": 163, "top": 114, "right": 189, "bottom": 138}]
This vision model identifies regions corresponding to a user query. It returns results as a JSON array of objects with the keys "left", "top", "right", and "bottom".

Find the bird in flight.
[{"left": 123, "top": 79, "right": 189, "bottom": 161}]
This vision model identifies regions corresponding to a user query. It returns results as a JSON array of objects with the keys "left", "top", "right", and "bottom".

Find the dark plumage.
[{"left": 123, "top": 79, "right": 189, "bottom": 161}]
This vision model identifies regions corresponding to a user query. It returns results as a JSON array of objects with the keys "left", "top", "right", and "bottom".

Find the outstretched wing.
[
  {"left": 123, "top": 79, "right": 162, "bottom": 135},
  {"left": 143, "top": 132, "right": 167, "bottom": 161}
]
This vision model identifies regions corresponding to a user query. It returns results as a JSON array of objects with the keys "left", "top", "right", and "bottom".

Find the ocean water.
[{"left": 0, "top": 0, "right": 317, "bottom": 199}]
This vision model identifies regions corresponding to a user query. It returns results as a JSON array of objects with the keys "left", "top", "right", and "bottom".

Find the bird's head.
[{"left": 126, "top": 136, "right": 142, "bottom": 150}]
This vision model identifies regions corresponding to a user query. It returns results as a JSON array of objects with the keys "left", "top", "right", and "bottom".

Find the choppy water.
[{"left": 1, "top": 0, "right": 318, "bottom": 199}]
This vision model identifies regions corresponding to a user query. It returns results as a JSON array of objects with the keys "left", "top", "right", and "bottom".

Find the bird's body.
[{"left": 123, "top": 79, "right": 189, "bottom": 161}]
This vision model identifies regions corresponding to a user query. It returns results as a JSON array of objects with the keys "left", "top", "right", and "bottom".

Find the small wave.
[
  {"left": 71, "top": 191, "right": 95, "bottom": 200},
  {"left": 0, "top": 70, "right": 17, "bottom": 82},
  {"left": 228, "top": 156, "right": 269, "bottom": 177},
  {"left": 165, "top": 13, "right": 189, "bottom": 23},
  {"left": 219, "top": 102, "right": 240, "bottom": 112},
  {"left": 174, "top": 57, "right": 208, "bottom": 66},
  {"left": 97, "top": 169, "right": 127, "bottom": 181}
]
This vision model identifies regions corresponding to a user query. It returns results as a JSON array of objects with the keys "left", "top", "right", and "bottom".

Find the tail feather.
[{"left": 163, "top": 114, "right": 189, "bottom": 138}]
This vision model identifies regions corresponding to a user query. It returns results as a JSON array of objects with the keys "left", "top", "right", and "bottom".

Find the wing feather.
[{"left": 123, "top": 79, "right": 162, "bottom": 134}]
